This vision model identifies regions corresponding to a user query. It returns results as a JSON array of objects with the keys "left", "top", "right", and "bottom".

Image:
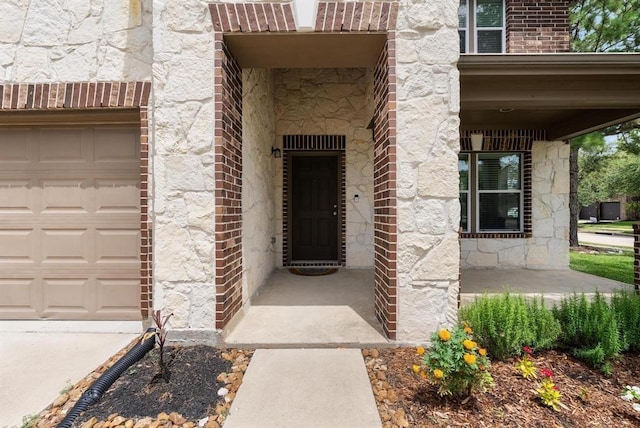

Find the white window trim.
[
  {"left": 459, "top": 153, "right": 470, "bottom": 232},
  {"left": 463, "top": 152, "right": 524, "bottom": 234},
  {"left": 460, "top": 0, "right": 506, "bottom": 54}
]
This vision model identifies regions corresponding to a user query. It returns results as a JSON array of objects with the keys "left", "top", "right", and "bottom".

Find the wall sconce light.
[
  {"left": 470, "top": 133, "right": 483, "bottom": 152},
  {"left": 271, "top": 147, "right": 282, "bottom": 158}
]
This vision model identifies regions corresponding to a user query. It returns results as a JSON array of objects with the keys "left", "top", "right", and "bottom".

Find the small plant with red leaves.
[
  {"left": 536, "top": 368, "right": 564, "bottom": 411},
  {"left": 515, "top": 346, "right": 537, "bottom": 379}
]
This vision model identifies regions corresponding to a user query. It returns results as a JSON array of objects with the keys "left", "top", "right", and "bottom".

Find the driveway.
[{"left": 0, "top": 333, "right": 137, "bottom": 427}]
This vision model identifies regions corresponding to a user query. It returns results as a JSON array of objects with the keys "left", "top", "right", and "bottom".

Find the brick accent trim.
[
  {"left": 460, "top": 129, "right": 546, "bottom": 152},
  {"left": 460, "top": 130, "right": 534, "bottom": 239},
  {"left": 210, "top": 2, "right": 296, "bottom": 32},
  {"left": 506, "top": 0, "right": 570, "bottom": 53},
  {"left": 634, "top": 223, "right": 639, "bottom": 293},
  {"left": 282, "top": 135, "right": 347, "bottom": 266},
  {"left": 139, "top": 106, "right": 152, "bottom": 318},
  {"left": 214, "top": 34, "right": 244, "bottom": 329},
  {"left": 0, "top": 81, "right": 150, "bottom": 110},
  {"left": 373, "top": 33, "right": 397, "bottom": 340},
  {"left": 315, "top": 1, "right": 399, "bottom": 32},
  {"left": 0, "top": 80, "right": 152, "bottom": 318}
]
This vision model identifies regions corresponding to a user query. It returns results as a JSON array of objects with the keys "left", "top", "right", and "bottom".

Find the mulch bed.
[
  {"left": 30, "top": 344, "right": 640, "bottom": 428},
  {"left": 32, "top": 344, "right": 252, "bottom": 428},
  {"left": 365, "top": 348, "right": 640, "bottom": 427}
]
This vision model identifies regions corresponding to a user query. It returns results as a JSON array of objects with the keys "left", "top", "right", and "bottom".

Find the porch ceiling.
[
  {"left": 459, "top": 53, "right": 640, "bottom": 140},
  {"left": 224, "top": 33, "right": 387, "bottom": 68}
]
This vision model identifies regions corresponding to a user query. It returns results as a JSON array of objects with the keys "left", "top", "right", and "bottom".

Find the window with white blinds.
[
  {"left": 459, "top": 153, "right": 523, "bottom": 233},
  {"left": 458, "top": 0, "right": 505, "bottom": 53}
]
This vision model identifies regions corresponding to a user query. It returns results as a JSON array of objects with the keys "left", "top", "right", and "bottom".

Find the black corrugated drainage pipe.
[{"left": 56, "top": 328, "right": 156, "bottom": 428}]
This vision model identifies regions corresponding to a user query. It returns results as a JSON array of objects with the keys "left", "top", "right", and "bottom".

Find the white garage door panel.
[{"left": 0, "top": 125, "right": 141, "bottom": 320}]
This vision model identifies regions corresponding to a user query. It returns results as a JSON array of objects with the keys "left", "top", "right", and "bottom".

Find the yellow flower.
[
  {"left": 464, "top": 326, "right": 473, "bottom": 334},
  {"left": 419, "top": 370, "right": 428, "bottom": 379},
  {"left": 464, "top": 353, "right": 477, "bottom": 365},
  {"left": 416, "top": 346, "right": 425, "bottom": 356},
  {"left": 463, "top": 339, "right": 477, "bottom": 350},
  {"left": 433, "top": 369, "right": 444, "bottom": 379},
  {"left": 412, "top": 365, "right": 421, "bottom": 374},
  {"left": 479, "top": 348, "right": 487, "bottom": 356},
  {"left": 438, "top": 329, "right": 451, "bottom": 342}
]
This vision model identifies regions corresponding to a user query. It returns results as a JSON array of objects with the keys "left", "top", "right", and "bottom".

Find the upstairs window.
[{"left": 459, "top": 0, "right": 505, "bottom": 53}]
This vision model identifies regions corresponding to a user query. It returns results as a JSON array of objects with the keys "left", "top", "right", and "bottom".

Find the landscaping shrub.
[
  {"left": 611, "top": 290, "right": 640, "bottom": 352},
  {"left": 552, "top": 293, "right": 621, "bottom": 373},
  {"left": 460, "top": 294, "right": 560, "bottom": 360},
  {"left": 415, "top": 325, "right": 493, "bottom": 397}
]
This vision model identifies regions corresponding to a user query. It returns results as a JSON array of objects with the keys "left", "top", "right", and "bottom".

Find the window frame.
[
  {"left": 459, "top": 154, "right": 470, "bottom": 232},
  {"left": 460, "top": 152, "right": 524, "bottom": 234},
  {"left": 459, "top": 0, "right": 506, "bottom": 54}
]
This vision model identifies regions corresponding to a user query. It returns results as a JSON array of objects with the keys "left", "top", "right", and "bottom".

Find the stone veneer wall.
[
  {"left": 506, "top": 0, "right": 570, "bottom": 53},
  {"left": 461, "top": 141, "right": 570, "bottom": 269},
  {"left": 242, "top": 69, "right": 276, "bottom": 303},
  {"left": 274, "top": 68, "right": 375, "bottom": 268},
  {"left": 0, "top": 0, "right": 152, "bottom": 81},
  {"left": 394, "top": 0, "right": 461, "bottom": 342},
  {"left": 152, "top": 0, "right": 220, "bottom": 333}
]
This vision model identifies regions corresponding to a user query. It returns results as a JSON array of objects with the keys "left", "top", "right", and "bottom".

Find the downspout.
[{"left": 56, "top": 328, "right": 156, "bottom": 428}]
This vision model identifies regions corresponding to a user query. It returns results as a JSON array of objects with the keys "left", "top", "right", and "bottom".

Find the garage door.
[{"left": 0, "top": 125, "right": 141, "bottom": 320}]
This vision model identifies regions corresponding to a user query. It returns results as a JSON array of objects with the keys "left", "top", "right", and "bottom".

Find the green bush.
[
  {"left": 611, "top": 290, "right": 640, "bottom": 352},
  {"left": 460, "top": 294, "right": 560, "bottom": 361},
  {"left": 552, "top": 293, "right": 621, "bottom": 371},
  {"left": 418, "top": 325, "right": 493, "bottom": 397}
]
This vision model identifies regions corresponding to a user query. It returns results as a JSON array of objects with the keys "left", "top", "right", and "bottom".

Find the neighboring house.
[{"left": 0, "top": 0, "right": 639, "bottom": 343}]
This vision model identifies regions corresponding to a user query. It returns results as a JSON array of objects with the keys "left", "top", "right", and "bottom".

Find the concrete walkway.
[
  {"left": 578, "top": 231, "right": 634, "bottom": 248},
  {"left": 224, "top": 348, "right": 381, "bottom": 428},
  {"left": 0, "top": 332, "right": 137, "bottom": 428}
]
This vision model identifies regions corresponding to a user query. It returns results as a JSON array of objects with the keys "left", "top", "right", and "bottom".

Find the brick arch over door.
[
  {"left": 0, "top": 81, "right": 153, "bottom": 318},
  {"left": 210, "top": 1, "right": 398, "bottom": 339}
]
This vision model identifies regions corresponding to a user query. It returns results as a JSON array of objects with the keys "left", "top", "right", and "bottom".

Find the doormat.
[{"left": 288, "top": 267, "right": 338, "bottom": 276}]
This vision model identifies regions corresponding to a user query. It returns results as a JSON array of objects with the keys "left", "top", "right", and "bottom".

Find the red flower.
[
  {"left": 540, "top": 368, "right": 554, "bottom": 378},
  {"left": 522, "top": 346, "right": 533, "bottom": 355},
  {"left": 553, "top": 385, "right": 559, "bottom": 390}
]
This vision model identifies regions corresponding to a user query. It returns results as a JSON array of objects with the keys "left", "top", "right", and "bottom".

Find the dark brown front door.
[{"left": 290, "top": 154, "right": 339, "bottom": 261}]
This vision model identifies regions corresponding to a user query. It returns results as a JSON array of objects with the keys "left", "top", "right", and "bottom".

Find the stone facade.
[
  {"left": 0, "top": 0, "right": 581, "bottom": 344},
  {"left": 461, "top": 141, "right": 570, "bottom": 269},
  {"left": 151, "top": 0, "right": 219, "bottom": 333},
  {"left": 274, "top": 68, "right": 375, "bottom": 268},
  {"left": 395, "top": 0, "right": 461, "bottom": 340},
  {"left": 242, "top": 68, "right": 276, "bottom": 303},
  {"left": 0, "top": 0, "right": 152, "bottom": 82}
]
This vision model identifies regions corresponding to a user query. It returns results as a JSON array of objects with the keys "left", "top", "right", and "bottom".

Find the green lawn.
[
  {"left": 578, "top": 220, "right": 636, "bottom": 235},
  {"left": 570, "top": 250, "right": 635, "bottom": 284}
]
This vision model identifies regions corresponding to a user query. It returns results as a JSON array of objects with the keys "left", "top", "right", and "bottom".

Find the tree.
[{"left": 568, "top": 0, "right": 640, "bottom": 244}]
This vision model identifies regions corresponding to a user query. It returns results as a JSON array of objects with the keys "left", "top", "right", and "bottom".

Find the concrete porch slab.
[
  {"left": 224, "top": 348, "right": 382, "bottom": 428},
  {"left": 224, "top": 269, "right": 388, "bottom": 346},
  {"left": 461, "top": 268, "right": 633, "bottom": 307}
]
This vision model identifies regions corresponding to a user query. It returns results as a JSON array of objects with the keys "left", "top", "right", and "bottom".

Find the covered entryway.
[
  {"left": 210, "top": 1, "right": 399, "bottom": 340},
  {"left": 0, "top": 122, "right": 142, "bottom": 320}
]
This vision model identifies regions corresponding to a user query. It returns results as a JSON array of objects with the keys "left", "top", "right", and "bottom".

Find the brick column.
[
  {"left": 373, "top": 33, "right": 398, "bottom": 340},
  {"left": 213, "top": 34, "right": 244, "bottom": 329},
  {"left": 634, "top": 223, "right": 639, "bottom": 294}
]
